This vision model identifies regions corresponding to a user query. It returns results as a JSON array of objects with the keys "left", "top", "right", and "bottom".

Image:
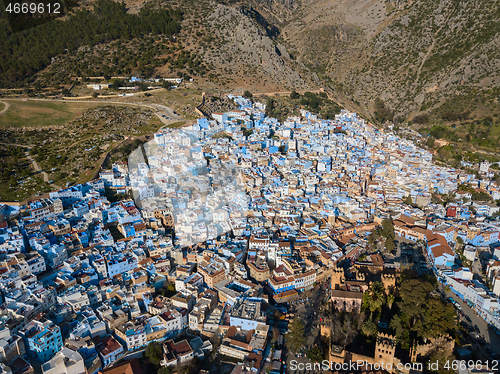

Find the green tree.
[
  {"left": 374, "top": 98, "right": 394, "bottom": 123},
  {"left": 137, "top": 82, "right": 149, "bottom": 91},
  {"left": 286, "top": 316, "right": 306, "bottom": 353},
  {"left": 361, "top": 320, "right": 378, "bottom": 337},
  {"left": 243, "top": 90, "right": 252, "bottom": 99},
  {"left": 162, "top": 81, "right": 173, "bottom": 89},
  {"left": 159, "top": 367, "right": 171, "bottom": 374},
  {"left": 413, "top": 114, "right": 429, "bottom": 124},
  {"left": 387, "top": 293, "right": 395, "bottom": 310},
  {"left": 265, "top": 97, "right": 273, "bottom": 111},
  {"left": 385, "top": 236, "right": 395, "bottom": 253},
  {"left": 381, "top": 219, "right": 394, "bottom": 239},
  {"left": 419, "top": 298, "right": 456, "bottom": 339},
  {"left": 367, "top": 232, "right": 376, "bottom": 250},
  {"left": 472, "top": 191, "right": 492, "bottom": 201},
  {"left": 0, "top": 0, "right": 183, "bottom": 87},
  {"left": 394, "top": 277, "right": 456, "bottom": 341},
  {"left": 111, "top": 79, "right": 123, "bottom": 90},
  {"left": 306, "top": 345, "right": 323, "bottom": 362},
  {"left": 290, "top": 90, "right": 300, "bottom": 100},
  {"left": 363, "top": 281, "right": 385, "bottom": 315},
  {"left": 145, "top": 341, "right": 163, "bottom": 366},
  {"left": 389, "top": 314, "right": 409, "bottom": 344}
]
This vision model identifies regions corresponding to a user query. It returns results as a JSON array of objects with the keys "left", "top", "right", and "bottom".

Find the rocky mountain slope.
[
  {"left": 246, "top": 0, "right": 500, "bottom": 122},
  {"left": 3, "top": 0, "right": 500, "bottom": 125},
  {"left": 166, "top": 0, "right": 318, "bottom": 90}
]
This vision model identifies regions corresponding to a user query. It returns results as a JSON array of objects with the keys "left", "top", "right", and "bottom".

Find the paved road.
[
  {"left": 148, "top": 103, "right": 186, "bottom": 127},
  {"left": 149, "top": 103, "right": 183, "bottom": 120},
  {"left": 445, "top": 288, "right": 500, "bottom": 357},
  {"left": 118, "top": 348, "right": 145, "bottom": 362}
]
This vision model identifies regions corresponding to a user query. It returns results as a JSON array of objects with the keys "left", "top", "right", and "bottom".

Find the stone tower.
[
  {"left": 409, "top": 344, "right": 418, "bottom": 362},
  {"left": 381, "top": 273, "right": 396, "bottom": 295},
  {"left": 331, "top": 266, "right": 344, "bottom": 290},
  {"left": 355, "top": 271, "right": 366, "bottom": 282},
  {"left": 375, "top": 332, "right": 396, "bottom": 366}
]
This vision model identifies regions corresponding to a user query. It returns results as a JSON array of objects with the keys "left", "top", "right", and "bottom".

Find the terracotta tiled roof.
[
  {"left": 99, "top": 359, "right": 142, "bottom": 374},
  {"left": 94, "top": 335, "right": 122, "bottom": 357}
]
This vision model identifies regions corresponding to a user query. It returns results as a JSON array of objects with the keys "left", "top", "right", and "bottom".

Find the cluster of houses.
[{"left": 0, "top": 95, "right": 500, "bottom": 373}]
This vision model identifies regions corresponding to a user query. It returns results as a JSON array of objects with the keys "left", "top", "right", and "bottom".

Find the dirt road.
[{"left": 0, "top": 101, "right": 10, "bottom": 115}]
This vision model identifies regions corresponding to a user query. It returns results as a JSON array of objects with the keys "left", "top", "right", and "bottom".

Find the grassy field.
[
  {"left": 0, "top": 103, "right": 164, "bottom": 201},
  {"left": 0, "top": 102, "right": 5, "bottom": 112},
  {"left": 0, "top": 100, "right": 117, "bottom": 128},
  {"left": 0, "top": 86, "right": 207, "bottom": 201}
]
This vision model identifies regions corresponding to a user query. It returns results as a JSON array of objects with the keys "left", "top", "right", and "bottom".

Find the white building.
[
  {"left": 106, "top": 254, "right": 138, "bottom": 278},
  {"left": 229, "top": 298, "right": 266, "bottom": 331},
  {"left": 115, "top": 320, "right": 147, "bottom": 351},
  {"left": 26, "top": 254, "right": 46, "bottom": 275},
  {"left": 42, "top": 347, "right": 86, "bottom": 374}
]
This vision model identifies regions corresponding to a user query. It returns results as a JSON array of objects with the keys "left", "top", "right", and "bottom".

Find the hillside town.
[{"left": 0, "top": 95, "right": 500, "bottom": 374}]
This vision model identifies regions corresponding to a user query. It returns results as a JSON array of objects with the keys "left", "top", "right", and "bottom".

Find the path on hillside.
[
  {"left": 0, "top": 97, "right": 186, "bottom": 203},
  {"left": 414, "top": 2, "right": 459, "bottom": 93},
  {"left": 25, "top": 151, "right": 62, "bottom": 190},
  {"left": 0, "top": 141, "right": 62, "bottom": 191},
  {"left": 0, "top": 101, "right": 10, "bottom": 115},
  {"left": 245, "top": 89, "right": 324, "bottom": 97}
]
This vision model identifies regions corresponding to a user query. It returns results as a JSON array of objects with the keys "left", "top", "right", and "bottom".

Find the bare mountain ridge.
[
  {"left": 5, "top": 0, "right": 499, "bottom": 124},
  {"left": 233, "top": 0, "right": 500, "bottom": 122},
  {"left": 199, "top": 1, "right": 312, "bottom": 89}
]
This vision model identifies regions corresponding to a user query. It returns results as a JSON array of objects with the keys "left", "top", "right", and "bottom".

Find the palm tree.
[
  {"left": 369, "top": 294, "right": 384, "bottom": 314},
  {"left": 387, "top": 293, "right": 395, "bottom": 310},
  {"left": 367, "top": 281, "right": 385, "bottom": 315},
  {"left": 361, "top": 320, "right": 378, "bottom": 337},
  {"left": 371, "top": 281, "right": 385, "bottom": 295}
]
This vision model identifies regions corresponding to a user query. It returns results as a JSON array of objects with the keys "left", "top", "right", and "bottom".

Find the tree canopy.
[
  {"left": 0, "top": 0, "right": 182, "bottom": 86},
  {"left": 390, "top": 277, "right": 456, "bottom": 344},
  {"left": 286, "top": 316, "right": 306, "bottom": 352},
  {"left": 145, "top": 341, "right": 163, "bottom": 366}
]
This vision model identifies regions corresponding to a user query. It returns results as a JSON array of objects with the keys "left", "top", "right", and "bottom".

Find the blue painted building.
[{"left": 20, "top": 320, "right": 63, "bottom": 362}]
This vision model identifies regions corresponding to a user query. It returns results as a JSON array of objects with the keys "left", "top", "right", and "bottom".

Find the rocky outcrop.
[
  {"left": 199, "top": 1, "right": 316, "bottom": 89},
  {"left": 246, "top": 0, "right": 500, "bottom": 121}
]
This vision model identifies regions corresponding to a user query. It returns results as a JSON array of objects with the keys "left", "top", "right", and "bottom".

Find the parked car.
[{"left": 470, "top": 332, "right": 481, "bottom": 339}]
